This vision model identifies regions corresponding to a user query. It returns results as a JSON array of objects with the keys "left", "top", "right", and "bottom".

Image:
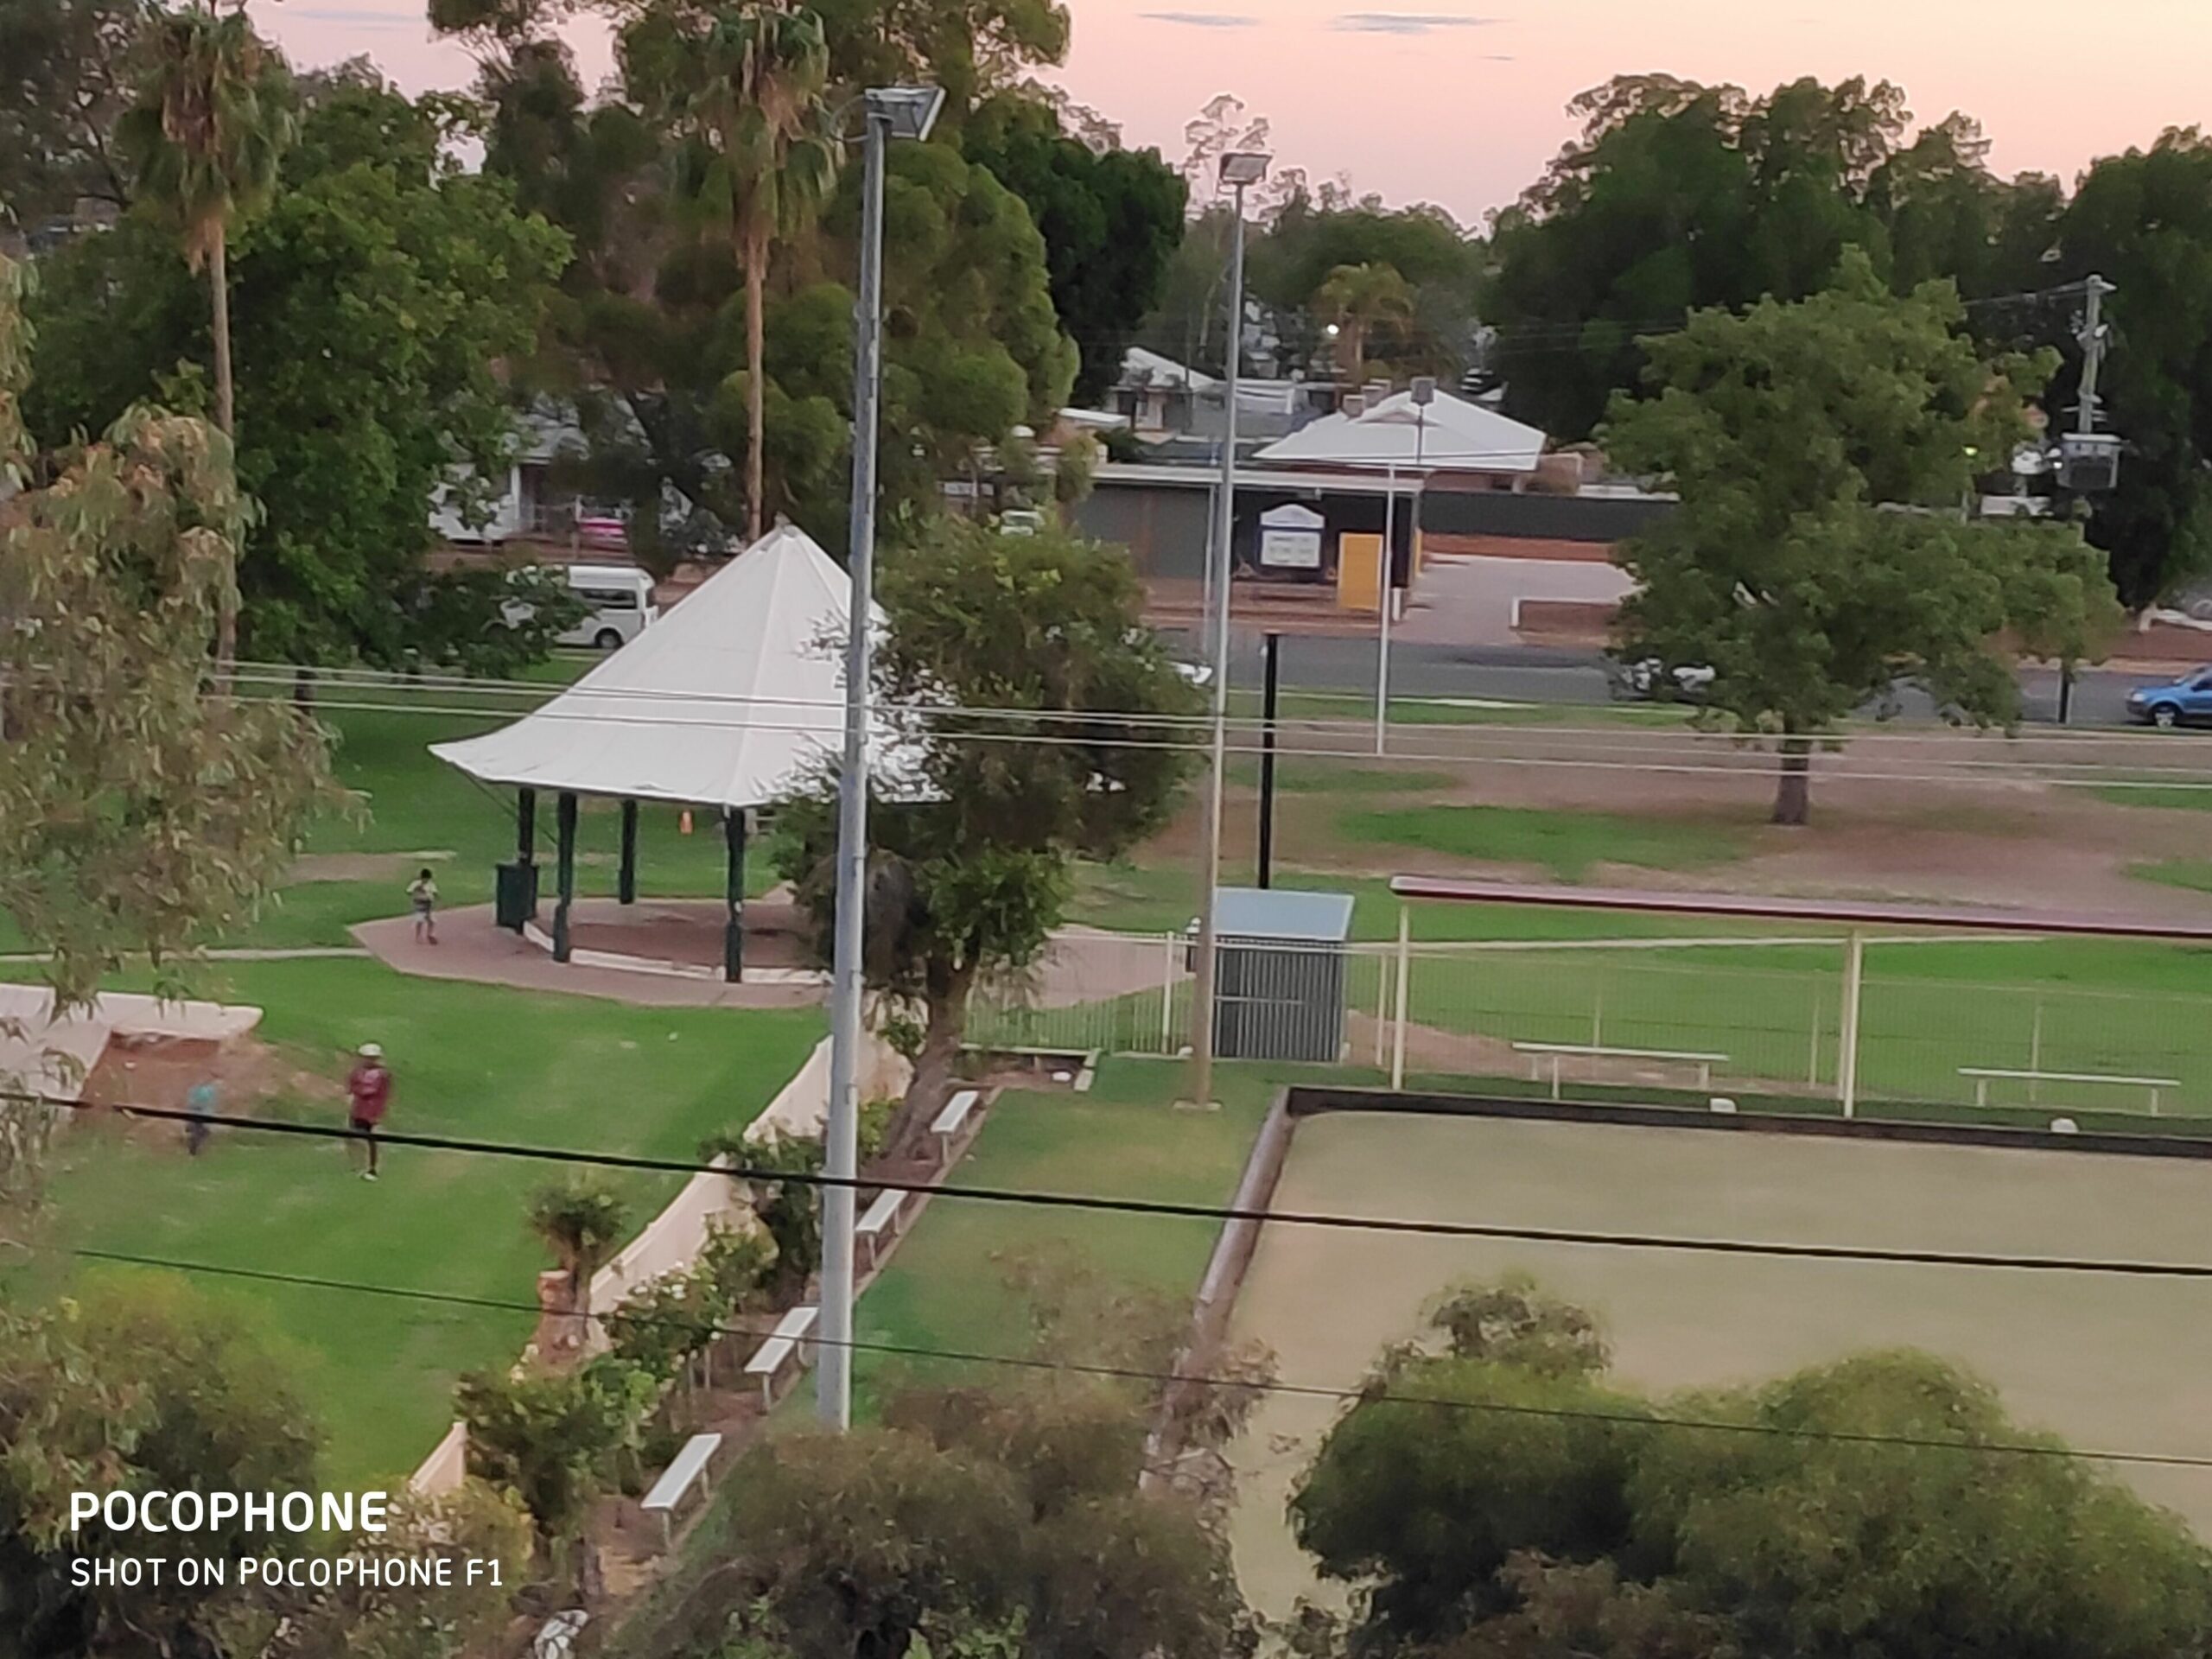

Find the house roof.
[
  {"left": 1122, "top": 346, "right": 1217, "bottom": 391},
  {"left": 1254, "top": 387, "right": 1548, "bottom": 474},
  {"left": 432, "top": 524, "right": 912, "bottom": 810}
]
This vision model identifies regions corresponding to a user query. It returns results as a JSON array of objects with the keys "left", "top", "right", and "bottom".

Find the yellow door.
[{"left": 1337, "top": 533, "right": 1382, "bottom": 613}]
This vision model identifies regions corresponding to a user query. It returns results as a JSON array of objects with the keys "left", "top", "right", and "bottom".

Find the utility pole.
[
  {"left": 820, "top": 85, "right": 943, "bottom": 1432},
  {"left": 2077, "top": 275, "right": 2113, "bottom": 436},
  {"left": 1186, "top": 149, "right": 1268, "bottom": 1111},
  {"left": 1257, "top": 632, "right": 1281, "bottom": 888}
]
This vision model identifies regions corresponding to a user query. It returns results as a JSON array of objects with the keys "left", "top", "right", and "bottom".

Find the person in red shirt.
[{"left": 346, "top": 1042, "right": 392, "bottom": 1182}]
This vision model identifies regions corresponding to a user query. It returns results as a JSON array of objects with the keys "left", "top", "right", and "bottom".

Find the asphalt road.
[{"left": 1161, "top": 628, "right": 2195, "bottom": 729}]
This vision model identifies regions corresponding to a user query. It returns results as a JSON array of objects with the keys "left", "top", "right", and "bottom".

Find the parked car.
[
  {"left": 2125, "top": 666, "right": 2212, "bottom": 728},
  {"left": 1608, "top": 657, "right": 1717, "bottom": 702},
  {"left": 506, "top": 564, "right": 659, "bottom": 652}
]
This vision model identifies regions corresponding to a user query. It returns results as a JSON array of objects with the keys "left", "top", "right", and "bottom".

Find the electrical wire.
[
  {"left": 36, "top": 1240, "right": 2212, "bottom": 1473},
  {"left": 23, "top": 1090, "right": 2212, "bottom": 1280}
]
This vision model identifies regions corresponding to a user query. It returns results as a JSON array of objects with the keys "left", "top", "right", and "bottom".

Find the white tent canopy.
[
  {"left": 1254, "top": 387, "right": 1548, "bottom": 474},
  {"left": 434, "top": 524, "right": 899, "bottom": 810}
]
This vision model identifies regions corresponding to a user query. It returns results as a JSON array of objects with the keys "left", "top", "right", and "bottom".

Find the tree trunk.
[
  {"left": 743, "top": 231, "right": 766, "bottom": 546},
  {"left": 209, "top": 227, "right": 238, "bottom": 694},
  {"left": 890, "top": 963, "right": 977, "bottom": 1158},
  {"left": 1773, "top": 734, "right": 1812, "bottom": 826}
]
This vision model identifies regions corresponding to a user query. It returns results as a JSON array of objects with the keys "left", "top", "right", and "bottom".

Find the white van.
[{"left": 558, "top": 564, "right": 658, "bottom": 651}]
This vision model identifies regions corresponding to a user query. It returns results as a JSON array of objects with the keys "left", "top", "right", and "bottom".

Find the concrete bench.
[
  {"left": 743, "top": 1304, "right": 818, "bottom": 1409},
  {"left": 1513, "top": 1041, "right": 1729, "bottom": 1100},
  {"left": 531, "top": 1611, "right": 588, "bottom": 1659},
  {"left": 1959, "top": 1066, "right": 2183, "bottom": 1115},
  {"left": 639, "top": 1431, "right": 722, "bottom": 1549},
  {"left": 856, "top": 1188, "right": 906, "bottom": 1268},
  {"left": 931, "top": 1089, "right": 982, "bottom": 1163}
]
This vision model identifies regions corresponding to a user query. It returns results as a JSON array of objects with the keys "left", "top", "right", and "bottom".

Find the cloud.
[
  {"left": 1140, "top": 10, "right": 1261, "bottom": 27},
  {"left": 1332, "top": 11, "right": 1503, "bottom": 33}
]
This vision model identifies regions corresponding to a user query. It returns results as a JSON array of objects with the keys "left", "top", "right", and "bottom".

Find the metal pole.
[
  {"left": 1837, "top": 931, "right": 1866, "bottom": 1120},
  {"left": 1257, "top": 631, "right": 1280, "bottom": 887},
  {"left": 1186, "top": 179, "right": 1247, "bottom": 1109},
  {"left": 1390, "top": 904, "right": 1411, "bottom": 1091},
  {"left": 819, "top": 109, "right": 889, "bottom": 1430},
  {"left": 2077, "top": 275, "right": 2112, "bottom": 435},
  {"left": 1376, "top": 461, "right": 1396, "bottom": 756}
]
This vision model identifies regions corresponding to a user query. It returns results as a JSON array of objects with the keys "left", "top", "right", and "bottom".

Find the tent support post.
[
  {"left": 552, "top": 792, "right": 578, "bottom": 963},
  {"left": 724, "top": 808, "right": 746, "bottom": 984},
  {"left": 618, "top": 801, "right": 639, "bottom": 906},
  {"left": 517, "top": 789, "right": 537, "bottom": 868}
]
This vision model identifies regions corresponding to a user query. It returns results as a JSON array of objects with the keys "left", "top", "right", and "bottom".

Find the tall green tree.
[
  {"left": 2052, "top": 130, "right": 2212, "bottom": 607},
  {"left": 116, "top": 0, "right": 295, "bottom": 679},
  {"left": 0, "top": 0, "right": 152, "bottom": 230},
  {"left": 32, "top": 68, "right": 573, "bottom": 669},
  {"left": 642, "top": 1, "right": 840, "bottom": 543},
  {"left": 963, "top": 91, "right": 1186, "bottom": 405},
  {"left": 1602, "top": 252, "right": 2118, "bottom": 823},
  {"left": 1293, "top": 1276, "right": 2212, "bottom": 1659},
  {"left": 1314, "top": 260, "right": 1416, "bottom": 386},
  {"left": 775, "top": 518, "right": 1192, "bottom": 1143}
]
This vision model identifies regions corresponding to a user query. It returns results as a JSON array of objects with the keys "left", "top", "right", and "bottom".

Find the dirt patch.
[
  {"left": 288, "top": 850, "right": 454, "bottom": 884},
  {"left": 79, "top": 1033, "right": 342, "bottom": 1151}
]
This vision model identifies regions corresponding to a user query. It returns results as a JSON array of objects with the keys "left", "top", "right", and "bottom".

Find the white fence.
[{"left": 969, "top": 927, "right": 2212, "bottom": 1121}]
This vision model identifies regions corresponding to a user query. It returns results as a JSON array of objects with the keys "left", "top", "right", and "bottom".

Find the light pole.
[
  {"left": 1185, "top": 148, "right": 1268, "bottom": 1112},
  {"left": 820, "top": 81, "right": 944, "bottom": 1433},
  {"left": 1376, "top": 376, "right": 1433, "bottom": 755}
]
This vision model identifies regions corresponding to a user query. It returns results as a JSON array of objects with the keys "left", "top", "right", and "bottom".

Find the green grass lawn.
[
  {"left": 850, "top": 1059, "right": 1285, "bottom": 1415},
  {"left": 2077, "top": 783, "right": 2212, "bottom": 812},
  {"left": 2132, "top": 859, "right": 2212, "bottom": 895},
  {"left": 1338, "top": 803, "right": 1751, "bottom": 883},
  {"left": 28, "top": 958, "right": 823, "bottom": 1484}
]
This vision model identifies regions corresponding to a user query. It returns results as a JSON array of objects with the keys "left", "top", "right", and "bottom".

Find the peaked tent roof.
[
  {"left": 1253, "top": 387, "right": 1548, "bottom": 474},
  {"left": 433, "top": 525, "right": 904, "bottom": 810}
]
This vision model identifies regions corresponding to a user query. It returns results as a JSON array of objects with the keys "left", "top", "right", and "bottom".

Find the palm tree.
[
  {"left": 118, "top": 0, "right": 294, "bottom": 677},
  {"left": 1315, "top": 260, "right": 1415, "bottom": 386},
  {"left": 677, "top": 3, "right": 840, "bottom": 543}
]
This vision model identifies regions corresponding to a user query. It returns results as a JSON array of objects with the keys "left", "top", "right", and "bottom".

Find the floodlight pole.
[
  {"left": 821, "top": 86, "right": 938, "bottom": 1430},
  {"left": 1376, "top": 462, "right": 1397, "bottom": 756},
  {"left": 1187, "top": 160, "right": 1261, "bottom": 1110}
]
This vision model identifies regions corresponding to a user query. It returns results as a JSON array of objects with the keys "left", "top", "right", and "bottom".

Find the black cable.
[
  {"left": 47, "top": 1242, "right": 2212, "bottom": 1473},
  {"left": 25, "top": 1090, "right": 2212, "bottom": 1281}
]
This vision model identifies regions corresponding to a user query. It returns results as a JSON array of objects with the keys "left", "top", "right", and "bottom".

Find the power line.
[
  {"left": 43, "top": 1241, "right": 2212, "bottom": 1474},
  {"left": 27, "top": 1090, "right": 2212, "bottom": 1280}
]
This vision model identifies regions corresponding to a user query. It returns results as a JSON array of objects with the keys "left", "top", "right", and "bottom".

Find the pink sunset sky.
[{"left": 264, "top": 0, "right": 2210, "bottom": 223}]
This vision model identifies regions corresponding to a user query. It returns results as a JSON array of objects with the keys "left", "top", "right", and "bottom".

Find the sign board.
[{"left": 1258, "top": 504, "right": 1325, "bottom": 571}]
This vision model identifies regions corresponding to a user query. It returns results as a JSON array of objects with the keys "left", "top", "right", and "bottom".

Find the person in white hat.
[{"left": 345, "top": 1042, "right": 392, "bottom": 1181}]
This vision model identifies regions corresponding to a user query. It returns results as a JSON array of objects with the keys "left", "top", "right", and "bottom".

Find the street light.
[
  {"left": 1186, "top": 148, "right": 1268, "bottom": 1112},
  {"left": 1376, "top": 375, "right": 1434, "bottom": 754},
  {"left": 819, "top": 81, "right": 943, "bottom": 1433}
]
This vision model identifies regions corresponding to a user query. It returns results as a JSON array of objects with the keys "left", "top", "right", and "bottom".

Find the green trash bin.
[{"left": 494, "top": 860, "right": 539, "bottom": 931}]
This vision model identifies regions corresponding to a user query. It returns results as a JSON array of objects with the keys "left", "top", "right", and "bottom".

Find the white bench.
[
  {"left": 639, "top": 1431, "right": 721, "bottom": 1549},
  {"left": 856, "top": 1188, "right": 906, "bottom": 1268},
  {"left": 1959, "top": 1066, "right": 2183, "bottom": 1115},
  {"left": 931, "top": 1089, "right": 982, "bottom": 1163},
  {"left": 1513, "top": 1041, "right": 1729, "bottom": 1100},
  {"left": 743, "top": 1304, "right": 818, "bottom": 1409},
  {"left": 531, "top": 1611, "right": 588, "bottom": 1659}
]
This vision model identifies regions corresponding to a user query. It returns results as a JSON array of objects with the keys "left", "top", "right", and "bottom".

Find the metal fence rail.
[{"left": 970, "top": 928, "right": 2212, "bottom": 1119}]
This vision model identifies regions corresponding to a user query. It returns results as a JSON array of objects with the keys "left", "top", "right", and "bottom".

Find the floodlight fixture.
[
  {"left": 865, "top": 84, "right": 946, "bottom": 142},
  {"left": 1218, "top": 150, "right": 1270, "bottom": 189}
]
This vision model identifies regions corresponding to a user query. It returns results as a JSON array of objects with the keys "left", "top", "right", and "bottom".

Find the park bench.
[
  {"left": 931, "top": 1089, "right": 982, "bottom": 1164},
  {"left": 639, "top": 1432, "right": 722, "bottom": 1550},
  {"left": 531, "top": 1611, "right": 588, "bottom": 1659},
  {"left": 1958, "top": 1066, "right": 2182, "bottom": 1116},
  {"left": 743, "top": 1304, "right": 818, "bottom": 1409},
  {"left": 857, "top": 1188, "right": 906, "bottom": 1269},
  {"left": 1513, "top": 1040, "right": 1729, "bottom": 1100}
]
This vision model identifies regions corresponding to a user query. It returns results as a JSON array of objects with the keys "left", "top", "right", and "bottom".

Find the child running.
[{"left": 408, "top": 867, "right": 439, "bottom": 945}]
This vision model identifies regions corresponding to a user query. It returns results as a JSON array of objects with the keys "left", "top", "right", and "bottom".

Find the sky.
[{"left": 266, "top": 0, "right": 2212, "bottom": 224}]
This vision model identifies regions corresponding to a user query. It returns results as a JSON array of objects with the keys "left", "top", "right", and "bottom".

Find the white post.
[
  {"left": 1160, "top": 930, "right": 1178, "bottom": 1054},
  {"left": 1390, "top": 905, "right": 1411, "bottom": 1091},
  {"left": 1837, "top": 931, "right": 1866, "bottom": 1120},
  {"left": 1374, "top": 944, "right": 1390, "bottom": 1067},
  {"left": 1808, "top": 991, "right": 1823, "bottom": 1087},
  {"left": 2029, "top": 1001, "right": 2044, "bottom": 1105},
  {"left": 1376, "top": 461, "right": 1397, "bottom": 756},
  {"left": 1592, "top": 986, "right": 1604, "bottom": 1050}
]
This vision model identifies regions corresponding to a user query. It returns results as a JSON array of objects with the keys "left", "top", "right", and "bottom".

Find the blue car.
[{"left": 2126, "top": 665, "right": 2212, "bottom": 728}]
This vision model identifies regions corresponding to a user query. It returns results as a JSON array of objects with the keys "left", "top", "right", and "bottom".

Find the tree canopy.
[
  {"left": 1292, "top": 1275, "right": 2212, "bottom": 1659},
  {"left": 1602, "top": 252, "right": 2118, "bottom": 823},
  {"left": 27, "top": 67, "right": 574, "bottom": 668},
  {"left": 0, "top": 0, "right": 151, "bottom": 230}
]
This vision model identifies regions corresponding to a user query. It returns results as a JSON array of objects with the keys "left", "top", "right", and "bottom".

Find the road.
[{"left": 1161, "top": 628, "right": 2188, "bottom": 728}]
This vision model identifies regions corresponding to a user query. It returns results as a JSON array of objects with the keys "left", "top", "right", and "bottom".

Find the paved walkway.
[{"left": 351, "top": 906, "right": 824, "bottom": 1010}]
